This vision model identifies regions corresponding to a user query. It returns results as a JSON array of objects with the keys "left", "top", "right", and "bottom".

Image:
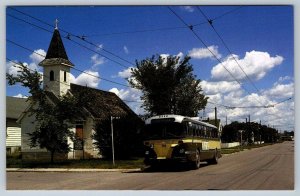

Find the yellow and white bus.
[{"left": 143, "top": 115, "right": 221, "bottom": 169}]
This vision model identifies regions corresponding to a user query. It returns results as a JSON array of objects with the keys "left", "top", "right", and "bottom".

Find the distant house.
[
  {"left": 18, "top": 27, "right": 142, "bottom": 161},
  {"left": 6, "top": 96, "right": 29, "bottom": 155}
]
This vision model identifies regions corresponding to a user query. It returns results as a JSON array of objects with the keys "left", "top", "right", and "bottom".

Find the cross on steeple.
[{"left": 55, "top": 19, "right": 59, "bottom": 30}]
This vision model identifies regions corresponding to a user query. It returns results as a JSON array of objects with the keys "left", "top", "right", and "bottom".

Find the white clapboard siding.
[{"left": 6, "top": 127, "right": 21, "bottom": 147}]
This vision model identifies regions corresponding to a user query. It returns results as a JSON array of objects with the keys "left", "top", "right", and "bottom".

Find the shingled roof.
[
  {"left": 6, "top": 97, "right": 29, "bottom": 120},
  {"left": 39, "top": 29, "right": 74, "bottom": 67},
  {"left": 70, "top": 83, "right": 138, "bottom": 120}
]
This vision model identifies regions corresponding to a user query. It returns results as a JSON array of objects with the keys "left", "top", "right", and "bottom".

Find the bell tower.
[{"left": 39, "top": 20, "right": 74, "bottom": 97}]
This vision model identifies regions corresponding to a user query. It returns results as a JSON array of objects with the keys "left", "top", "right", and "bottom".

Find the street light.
[{"left": 111, "top": 116, "right": 120, "bottom": 167}]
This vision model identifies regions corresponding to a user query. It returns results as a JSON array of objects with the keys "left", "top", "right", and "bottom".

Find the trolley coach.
[{"left": 143, "top": 115, "right": 221, "bottom": 169}]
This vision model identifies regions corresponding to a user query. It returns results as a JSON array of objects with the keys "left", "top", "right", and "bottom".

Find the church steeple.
[
  {"left": 45, "top": 28, "right": 69, "bottom": 60},
  {"left": 39, "top": 22, "right": 73, "bottom": 97}
]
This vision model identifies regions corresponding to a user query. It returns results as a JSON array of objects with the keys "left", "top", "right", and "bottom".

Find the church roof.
[
  {"left": 39, "top": 29, "right": 74, "bottom": 67},
  {"left": 6, "top": 96, "right": 29, "bottom": 120},
  {"left": 69, "top": 83, "right": 139, "bottom": 120}
]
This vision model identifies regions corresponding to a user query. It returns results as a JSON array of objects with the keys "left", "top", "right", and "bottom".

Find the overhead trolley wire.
[
  {"left": 79, "top": 6, "right": 245, "bottom": 37},
  {"left": 7, "top": 13, "right": 130, "bottom": 69},
  {"left": 167, "top": 7, "right": 266, "bottom": 108},
  {"left": 8, "top": 7, "right": 134, "bottom": 68},
  {"left": 7, "top": 39, "right": 131, "bottom": 88},
  {"left": 6, "top": 58, "right": 141, "bottom": 105},
  {"left": 195, "top": 6, "right": 294, "bottom": 114},
  {"left": 209, "top": 6, "right": 244, "bottom": 21},
  {"left": 7, "top": 40, "right": 293, "bottom": 108},
  {"left": 196, "top": 6, "right": 260, "bottom": 93}
]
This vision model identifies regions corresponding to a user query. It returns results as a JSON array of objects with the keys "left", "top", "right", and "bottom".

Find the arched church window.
[
  {"left": 50, "top": 70, "right": 54, "bottom": 81},
  {"left": 64, "top": 71, "right": 67, "bottom": 82}
]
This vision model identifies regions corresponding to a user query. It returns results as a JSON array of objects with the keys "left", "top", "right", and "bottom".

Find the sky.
[{"left": 5, "top": 5, "right": 294, "bottom": 132}]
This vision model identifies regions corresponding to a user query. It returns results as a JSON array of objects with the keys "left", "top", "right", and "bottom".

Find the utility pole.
[
  {"left": 239, "top": 130, "right": 244, "bottom": 147},
  {"left": 110, "top": 116, "right": 120, "bottom": 167},
  {"left": 214, "top": 107, "right": 217, "bottom": 127},
  {"left": 259, "top": 120, "right": 262, "bottom": 144},
  {"left": 110, "top": 116, "right": 115, "bottom": 167}
]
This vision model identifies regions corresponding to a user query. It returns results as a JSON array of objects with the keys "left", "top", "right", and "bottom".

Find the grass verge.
[
  {"left": 221, "top": 143, "right": 274, "bottom": 154},
  {"left": 6, "top": 156, "right": 144, "bottom": 169}
]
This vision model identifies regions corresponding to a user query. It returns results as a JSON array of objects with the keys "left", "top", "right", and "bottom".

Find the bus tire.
[
  {"left": 209, "top": 149, "right": 218, "bottom": 164},
  {"left": 193, "top": 149, "right": 201, "bottom": 169}
]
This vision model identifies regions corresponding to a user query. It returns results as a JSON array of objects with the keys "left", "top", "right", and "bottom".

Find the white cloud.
[
  {"left": 188, "top": 45, "right": 222, "bottom": 60},
  {"left": 109, "top": 87, "right": 141, "bottom": 102},
  {"left": 109, "top": 87, "right": 144, "bottom": 114},
  {"left": 181, "top": 6, "right": 195, "bottom": 12},
  {"left": 6, "top": 60, "right": 21, "bottom": 76},
  {"left": 95, "top": 44, "right": 103, "bottom": 51},
  {"left": 278, "top": 76, "right": 292, "bottom": 82},
  {"left": 211, "top": 50, "right": 284, "bottom": 81},
  {"left": 160, "top": 53, "right": 169, "bottom": 65},
  {"left": 29, "top": 49, "right": 46, "bottom": 65},
  {"left": 6, "top": 49, "right": 45, "bottom": 77},
  {"left": 118, "top": 67, "right": 134, "bottom": 78},
  {"left": 70, "top": 70, "right": 100, "bottom": 88},
  {"left": 203, "top": 79, "right": 294, "bottom": 131},
  {"left": 263, "top": 82, "right": 294, "bottom": 99},
  {"left": 159, "top": 52, "right": 185, "bottom": 66},
  {"left": 13, "top": 93, "right": 28, "bottom": 98},
  {"left": 91, "top": 54, "right": 105, "bottom": 67},
  {"left": 201, "top": 80, "right": 241, "bottom": 95},
  {"left": 123, "top": 46, "right": 129, "bottom": 54}
]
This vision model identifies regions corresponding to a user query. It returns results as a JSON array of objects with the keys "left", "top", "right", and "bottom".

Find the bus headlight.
[{"left": 179, "top": 149, "right": 185, "bottom": 154}]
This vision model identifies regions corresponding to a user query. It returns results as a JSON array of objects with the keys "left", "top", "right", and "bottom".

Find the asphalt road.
[{"left": 6, "top": 141, "right": 294, "bottom": 190}]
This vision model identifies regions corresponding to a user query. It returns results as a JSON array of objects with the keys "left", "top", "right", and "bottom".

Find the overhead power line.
[
  {"left": 7, "top": 39, "right": 131, "bottom": 88},
  {"left": 167, "top": 7, "right": 266, "bottom": 108},
  {"left": 8, "top": 7, "right": 134, "bottom": 67},
  {"left": 74, "top": 6, "right": 244, "bottom": 37},
  {"left": 209, "top": 6, "right": 244, "bottom": 21},
  {"left": 6, "top": 58, "right": 140, "bottom": 104},
  {"left": 196, "top": 6, "right": 260, "bottom": 94},
  {"left": 7, "top": 40, "right": 293, "bottom": 108}
]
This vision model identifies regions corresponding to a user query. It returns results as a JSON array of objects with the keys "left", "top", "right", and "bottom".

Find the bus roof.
[{"left": 145, "top": 114, "right": 217, "bottom": 129}]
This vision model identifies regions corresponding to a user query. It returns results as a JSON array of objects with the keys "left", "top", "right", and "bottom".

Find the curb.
[{"left": 6, "top": 168, "right": 142, "bottom": 173}]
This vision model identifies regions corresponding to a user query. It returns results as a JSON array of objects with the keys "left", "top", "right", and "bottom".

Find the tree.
[
  {"left": 6, "top": 63, "right": 79, "bottom": 163},
  {"left": 92, "top": 116, "right": 143, "bottom": 159},
  {"left": 222, "top": 121, "right": 279, "bottom": 144},
  {"left": 129, "top": 55, "right": 208, "bottom": 116}
]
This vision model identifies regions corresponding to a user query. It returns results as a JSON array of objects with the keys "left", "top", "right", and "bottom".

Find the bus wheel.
[
  {"left": 193, "top": 149, "right": 201, "bottom": 169},
  {"left": 209, "top": 149, "right": 218, "bottom": 164}
]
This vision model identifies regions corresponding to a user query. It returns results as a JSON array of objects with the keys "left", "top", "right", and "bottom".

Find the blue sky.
[{"left": 6, "top": 5, "right": 294, "bottom": 131}]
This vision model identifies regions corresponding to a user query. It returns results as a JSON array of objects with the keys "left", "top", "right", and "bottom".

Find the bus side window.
[
  {"left": 201, "top": 126, "right": 204, "bottom": 137},
  {"left": 193, "top": 124, "right": 196, "bottom": 136}
]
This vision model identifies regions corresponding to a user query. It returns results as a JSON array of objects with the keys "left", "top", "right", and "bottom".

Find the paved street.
[{"left": 7, "top": 141, "right": 294, "bottom": 190}]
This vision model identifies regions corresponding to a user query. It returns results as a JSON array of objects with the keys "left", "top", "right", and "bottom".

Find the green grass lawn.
[
  {"left": 6, "top": 155, "right": 144, "bottom": 169},
  {"left": 7, "top": 143, "right": 274, "bottom": 168},
  {"left": 221, "top": 143, "right": 273, "bottom": 154}
]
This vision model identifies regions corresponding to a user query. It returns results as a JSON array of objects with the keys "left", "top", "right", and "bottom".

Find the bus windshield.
[{"left": 143, "top": 122, "right": 186, "bottom": 140}]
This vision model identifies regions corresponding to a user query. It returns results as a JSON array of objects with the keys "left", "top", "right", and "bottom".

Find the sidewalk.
[{"left": 6, "top": 168, "right": 142, "bottom": 172}]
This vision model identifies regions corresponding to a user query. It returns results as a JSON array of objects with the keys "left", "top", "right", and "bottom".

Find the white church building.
[{"left": 18, "top": 26, "right": 142, "bottom": 161}]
